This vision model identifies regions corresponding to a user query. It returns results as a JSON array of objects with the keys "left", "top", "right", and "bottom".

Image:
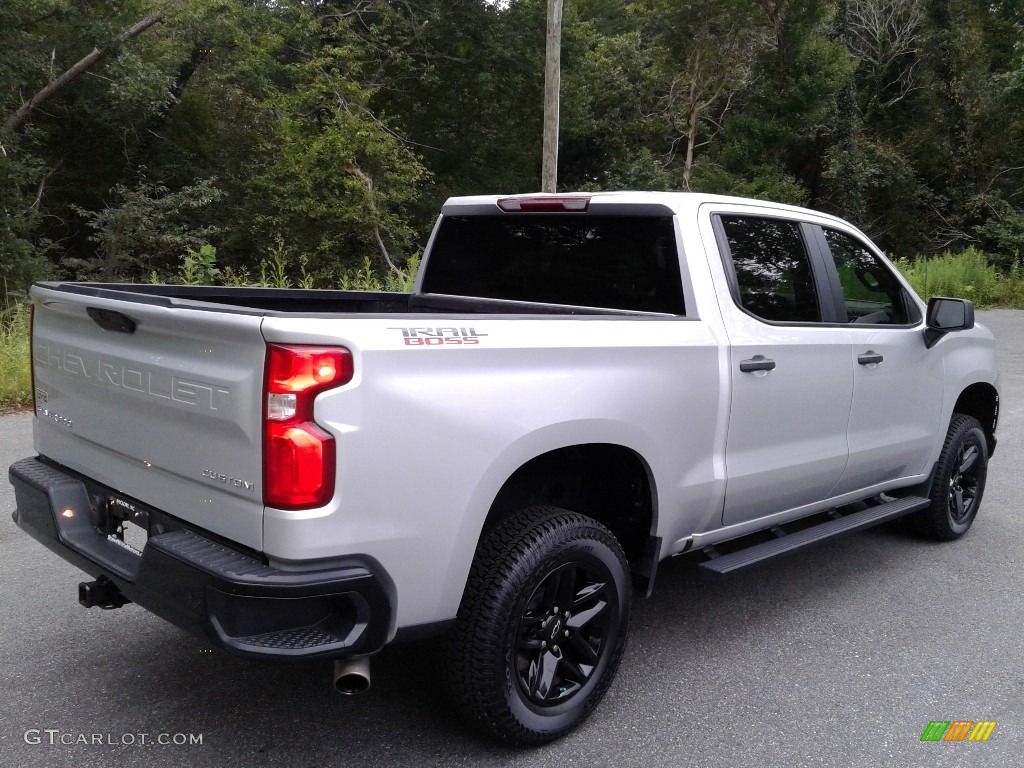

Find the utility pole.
[{"left": 541, "top": 0, "right": 563, "bottom": 193}]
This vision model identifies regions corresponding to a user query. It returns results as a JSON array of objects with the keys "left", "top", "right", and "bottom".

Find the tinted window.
[
  {"left": 823, "top": 228, "right": 914, "bottom": 324},
  {"left": 719, "top": 216, "right": 822, "bottom": 323},
  {"left": 421, "top": 214, "right": 685, "bottom": 314}
]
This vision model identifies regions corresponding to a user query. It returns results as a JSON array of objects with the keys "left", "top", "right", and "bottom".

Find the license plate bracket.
[{"left": 106, "top": 494, "right": 150, "bottom": 554}]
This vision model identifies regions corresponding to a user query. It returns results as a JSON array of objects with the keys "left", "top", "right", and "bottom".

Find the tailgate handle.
[{"left": 87, "top": 307, "right": 137, "bottom": 334}]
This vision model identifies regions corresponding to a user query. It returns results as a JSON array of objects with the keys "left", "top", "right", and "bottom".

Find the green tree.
[
  {"left": 70, "top": 175, "right": 223, "bottom": 280},
  {"left": 2, "top": 0, "right": 1024, "bottom": 293},
  {"left": 705, "top": 0, "right": 853, "bottom": 203},
  {"left": 245, "top": 40, "right": 429, "bottom": 280}
]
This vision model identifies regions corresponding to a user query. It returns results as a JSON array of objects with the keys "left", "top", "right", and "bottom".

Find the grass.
[
  {"left": 0, "top": 302, "right": 32, "bottom": 412},
  {"left": 894, "top": 247, "right": 1024, "bottom": 308}
]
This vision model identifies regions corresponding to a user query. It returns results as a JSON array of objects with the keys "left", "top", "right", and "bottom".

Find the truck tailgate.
[{"left": 30, "top": 284, "right": 267, "bottom": 551}]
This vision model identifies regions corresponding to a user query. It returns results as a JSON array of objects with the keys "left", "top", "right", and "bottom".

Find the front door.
[{"left": 815, "top": 226, "right": 943, "bottom": 494}]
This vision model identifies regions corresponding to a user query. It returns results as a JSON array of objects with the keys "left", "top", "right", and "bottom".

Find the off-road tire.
[
  {"left": 444, "top": 506, "right": 631, "bottom": 746},
  {"left": 912, "top": 414, "right": 988, "bottom": 541}
]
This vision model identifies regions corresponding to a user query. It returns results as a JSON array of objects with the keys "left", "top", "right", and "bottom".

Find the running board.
[{"left": 698, "top": 496, "right": 930, "bottom": 577}]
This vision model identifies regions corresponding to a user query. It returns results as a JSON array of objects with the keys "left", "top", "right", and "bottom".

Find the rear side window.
[
  {"left": 823, "top": 228, "right": 916, "bottom": 324},
  {"left": 421, "top": 214, "right": 685, "bottom": 314},
  {"left": 718, "top": 216, "right": 822, "bottom": 323}
]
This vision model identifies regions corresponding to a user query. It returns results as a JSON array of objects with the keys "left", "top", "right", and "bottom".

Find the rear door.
[
  {"left": 31, "top": 284, "right": 268, "bottom": 550},
  {"left": 707, "top": 210, "right": 854, "bottom": 527}
]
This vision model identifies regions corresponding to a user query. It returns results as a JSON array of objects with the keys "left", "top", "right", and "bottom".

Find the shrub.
[
  {"left": 895, "top": 248, "right": 1024, "bottom": 309},
  {"left": 0, "top": 302, "right": 32, "bottom": 411}
]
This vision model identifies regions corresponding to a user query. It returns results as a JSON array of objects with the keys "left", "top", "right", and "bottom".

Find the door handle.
[
  {"left": 739, "top": 356, "right": 776, "bottom": 373},
  {"left": 858, "top": 352, "right": 884, "bottom": 365}
]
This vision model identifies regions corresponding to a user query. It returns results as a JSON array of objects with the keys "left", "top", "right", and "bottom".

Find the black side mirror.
[{"left": 924, "top": 297, "right": 975, "bottom": 348}]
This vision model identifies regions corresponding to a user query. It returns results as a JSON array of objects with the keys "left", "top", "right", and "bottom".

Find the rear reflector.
[
  {"left": 496, "top": 196, "right": 591, "bottom": 212},
  {"left": 264, "top": 345, "right": 353, "bottom": 510}
]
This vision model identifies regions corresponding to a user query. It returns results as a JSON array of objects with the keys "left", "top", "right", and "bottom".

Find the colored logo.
[{"left": 920, "top": 721, "right": 997, "bottom": 742}]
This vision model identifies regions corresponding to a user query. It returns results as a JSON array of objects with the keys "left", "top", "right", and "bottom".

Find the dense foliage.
[{"left": 2, "top": 0, "right": 1023, "bottom": 297}]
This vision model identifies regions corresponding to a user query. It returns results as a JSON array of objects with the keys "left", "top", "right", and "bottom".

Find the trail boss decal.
[{"left": 389, "top": 327, "right": 488, "bottom": 346}]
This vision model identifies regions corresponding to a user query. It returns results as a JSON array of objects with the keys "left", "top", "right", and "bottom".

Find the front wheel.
[
  {"left": 913, "top": 414, "right": 989, "bottom": 541},
  {"left": 444, "top": 506, "right": 631, "bottom": 746}
]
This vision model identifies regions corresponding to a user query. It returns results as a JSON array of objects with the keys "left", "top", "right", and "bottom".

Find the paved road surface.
[{"left": 1, "top": 310, "right": 1022, "bottom": 767}]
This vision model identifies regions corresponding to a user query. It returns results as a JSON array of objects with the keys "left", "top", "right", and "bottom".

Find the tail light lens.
[{"left": 263, "top": 344, "right": 353, "bottom": 509}]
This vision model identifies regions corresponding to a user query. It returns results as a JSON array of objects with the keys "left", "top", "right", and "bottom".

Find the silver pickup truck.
[{"left": 9, "top": 192, "right": 999, "bottom": 745}]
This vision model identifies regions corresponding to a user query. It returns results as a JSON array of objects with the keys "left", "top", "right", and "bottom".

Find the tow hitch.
[{"left": 79, "top": 576, "right": 130, "bottom": 609}]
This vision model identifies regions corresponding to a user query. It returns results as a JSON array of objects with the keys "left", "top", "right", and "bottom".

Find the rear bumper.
[{"left": 9, "top": 456, "right": 392, "bottom": 661}]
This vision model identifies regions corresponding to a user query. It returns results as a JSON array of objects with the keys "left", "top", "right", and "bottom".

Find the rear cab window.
[{"left": 421, "top": 214, "right": 686, "bottom": 314}]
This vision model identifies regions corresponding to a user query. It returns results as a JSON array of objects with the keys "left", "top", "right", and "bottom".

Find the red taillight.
[
  {"left": 263, "top": 344, "right": 353, "bottom": 510},
  {"left": 496, "top": 195, "right": 591, "bottom": 212}
]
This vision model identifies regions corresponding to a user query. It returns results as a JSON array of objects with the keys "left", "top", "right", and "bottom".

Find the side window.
[
  {"left": 823, "top": 229, "right": 914, "bottom": 324},
  {"left": 719, "top": 216, "right": 822, "bottom": 323}
]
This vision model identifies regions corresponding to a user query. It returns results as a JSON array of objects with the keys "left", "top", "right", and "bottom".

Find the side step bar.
[{"left": 698, "top": 496, "right": 930, "bottom": 577}]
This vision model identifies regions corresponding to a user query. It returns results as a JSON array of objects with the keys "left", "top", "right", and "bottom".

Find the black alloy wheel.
[
  {"left": 947, "top": 437, "right": 982, "bottom": 524},
  {"left": 515, "top": 561, "right": 612, "bottom": 706}
]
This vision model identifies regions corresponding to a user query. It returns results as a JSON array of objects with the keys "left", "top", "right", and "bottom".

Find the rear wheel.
[
  {"left": 444, "top": 506, "right": 631, "bottom": 746},
  {"left": 913, "top": 414, "right": 988, "bottom": 541}
]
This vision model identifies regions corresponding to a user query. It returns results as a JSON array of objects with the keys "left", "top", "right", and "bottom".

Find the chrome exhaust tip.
[{"left": 333, "top": 657, "right": 371, "bottom": 695}]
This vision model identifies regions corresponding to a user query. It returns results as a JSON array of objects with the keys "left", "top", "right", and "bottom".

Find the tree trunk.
[
  {"left": 683, "top": 55, "right": 703, "bottom": 192},
  {"left": 132, "top": 45, "right": 208, "bottom": 162},
  {"left": 3, "top": 12, "right": 165, "bottom": 133},
  {"left": 344, "top": 162, "right": 406, "bottom": 278},
  {"left": 683, "top": 91, "right": 701, "bottom": 190}
]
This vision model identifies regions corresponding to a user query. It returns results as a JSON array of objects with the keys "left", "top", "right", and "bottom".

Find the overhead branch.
[
  {"left": 3, "top": 11, "right": 166, "bottom": 133},
  {"left": 983, "top": 166, "right": 1024, "bottom": 195}
]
